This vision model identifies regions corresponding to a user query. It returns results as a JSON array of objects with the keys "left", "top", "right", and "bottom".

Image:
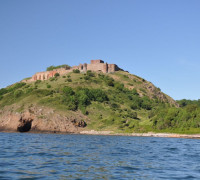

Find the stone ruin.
[{"left": 28, "top": 59, "right": 123, "bottom": 82}]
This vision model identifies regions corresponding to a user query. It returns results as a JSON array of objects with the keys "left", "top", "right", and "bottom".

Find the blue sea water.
[{"left": 0, "top": 133, "right": 200, "bottom": 180}]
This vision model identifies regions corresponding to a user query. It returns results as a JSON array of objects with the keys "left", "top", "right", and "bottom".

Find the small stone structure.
[{"left": 28, "top": 59, "right": 123, "bottom": 82}]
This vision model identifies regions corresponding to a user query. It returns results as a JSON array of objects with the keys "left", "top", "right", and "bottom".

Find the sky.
[{"left": 0, "top": 0, "right": 200, "bottom": 100}]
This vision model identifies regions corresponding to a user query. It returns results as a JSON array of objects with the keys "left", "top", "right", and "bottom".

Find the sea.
[{"left": 0, "top": 132, "right": 200, "bottom": 180}]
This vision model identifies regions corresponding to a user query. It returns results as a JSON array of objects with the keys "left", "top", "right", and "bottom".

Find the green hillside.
[{"left": 0, "top": 70, "right": 200, "bottom": 134}]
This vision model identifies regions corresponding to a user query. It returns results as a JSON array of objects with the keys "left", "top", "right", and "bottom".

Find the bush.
[
  {"left": 46, "top": 84, "right": 51, "bottom": 88},
  {"left": 7, "top": 82, "right": 26, "bottom": 92},
  {"left": 141, "top": 96, "right": 152, "bottom": 110},
  {"left": 111, "top": 103, "right": 120, "bottom": 109},
  {"left": 73, "top": 69, "right": 80, "bottom": 73},
  {"left": 106, "top": 80, "right": 114, "bottom": 87},
  {"left": 0, "top": 88, "right": 8, "bottom": 96},
  {"left": 132, "top": 89, "right": 139, "bottom": 96},
  {"left": 62, "top": 86, "right": 75, "bottom": 96},
  {"left": 86, "top": 70, "right": 95, "bottom": 77},
  {"left": 0, "top": 95, "right": 3, "bottom": 101},
  {"left": 77, "top": 93, "right": 91, "bottom": 107},
  {"left": 67, "top": 97, "right": 78, "bottom": 111},
  {"left": 46, "top": 64, "right": 70, "bottom": 71},
  {"left": 62, "top": 76, "right": 66, "bottom": 78},
  {"left": 128, "top": 95, "right": 133, "bottom": 100},
  {"left": 115, "top": 83, "right": 124, "bottom": 91},
  {"left": 34, "top": 89, "right": 53, "bottom": 97},
  {"left": 14, "top": 90, "right": 23, "bottom": 98},
  {"left": 84, "top": 76, "right": 90, "bottom": 80},
  {"left": 129, "top": 112, "right": 137, "bottom": 119},
  {"left": 25, "top": 87, "right": 34, "bottom": 94},
  {"left": 50, "top": 77, "right": 56, "bottom": 81},
  {"left": 35, "top": 80, "right": 42, "bottom": 85},
  {"left": 54, "top": 73, "right": 60, "bottom": 78},
  {"left": 130, "top": 104, "right": 138, "bottom": 110},
  {"left": 90, "top": 89, "right": 108, "bottom": 102},
  {"left": 66, "top": 78, "right": 72, "bottom": 82}
]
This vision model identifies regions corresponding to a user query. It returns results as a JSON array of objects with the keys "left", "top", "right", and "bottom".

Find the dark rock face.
[
  {"left": 17, "top": 117, "right": 33, "bottom": 132},
  {"left": 71, "top": 119, "right": 87, "bottom": 127}
]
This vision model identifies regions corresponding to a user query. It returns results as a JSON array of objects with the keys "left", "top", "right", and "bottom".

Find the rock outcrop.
[{"left": 0, "top": 105, "right": 87, "bottom": 133}]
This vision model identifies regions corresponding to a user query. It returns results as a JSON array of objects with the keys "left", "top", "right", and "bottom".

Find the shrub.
[
  {"left": 54, "top": 73, "right": 60, "bottom": 78},
  {"left": 66, "top": 97, "right": 78, "bottom": 111},
  {"left": 0, "top": 95, "right": 3, "bottom": 101},
  {"left": 14, "top": 90, "right": 23, "bottom": 98},
  {"left": 7, "top": 82, "right": 26, "bottom": 92},
  {"left": 24, "top": 84, "right": 31, "bottom": 88},
  {"left": 34, "top": 89, "right": 53, "bottom": 97},
  {"left": 84, "top": 76, "right": 90, "bottom": 80},
  {"left": 62, "top": 86, "right": 75, "bottom": 96},
  {"left": 115, "top": 83, "right": 124, "bottom": 91},
  {"left": 130, "top": 104, "right": 138, "bottom": 110},
  {"left": 90, "top": 89, "right": 108, "bottom": 102},
  {"left": 46, "top": 84, "right": 51, "bottom": 88},
  {"left": 111, "top": 103, "right": 120, "bottom": 109},
  {"left": 50, "top": 77, "right": 55, "bottom": 81},
  {"left": 106, "top": 80, "right": 114, "bottom": 87},
  {"left": 186, "top": 104, "right": 198, "bottom": 113},
  {"left": 128, "top": 95, "right": 133, "bottom": 100},
  {"left": 129, "top": 112, "right": 137, "bottom": 119},
  {"left": 62, "top": 76, "right": 66, "bottom": 78},
  {"left": 66, "top": 78, "right": 72, "bottom": 82},
  {"left": 35, "top": 80, "right": 42, "bottom": 85},
  {"left": 141, "top": 96, "right": 152, "bottom": 110},
  {"left": 132, "top": 89, "right": 139, "bottom": 96},
  {"left": 25, "top": 87, "right": 34, "bottom": 94},
  {"left": 73, "top": 69, "right": 80, "bottom": 73},
  {"left": 86, "top": 70, "right": 95, "bottom": 77},
  {"left": 46, "top": 64, "right": 70, "bottom": 71},
  {"left": 123, "top": 75, "right": 129, "bottom": 79},
  {"left": 141, "top": 101, "right": 152, "bottom": 110},
  {"left": 0, "top": 88, "right": 8, "bottom": 96},
  {"left": 76, "top": 90, "right": 91, "bottom": 107}
]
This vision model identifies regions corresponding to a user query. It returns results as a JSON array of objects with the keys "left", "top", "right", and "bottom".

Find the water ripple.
[{"left": 0, "top": 133, "right": 200, "bottom": 179}]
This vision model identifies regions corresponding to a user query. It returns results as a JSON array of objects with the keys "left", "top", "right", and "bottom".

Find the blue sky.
[{"left": 0, "top": 0, "right": 200, "bottom": 100}]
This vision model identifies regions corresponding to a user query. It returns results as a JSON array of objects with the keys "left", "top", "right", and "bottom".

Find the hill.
[{"left": 0, "top": 66, "right": 199, "bottom": 134}]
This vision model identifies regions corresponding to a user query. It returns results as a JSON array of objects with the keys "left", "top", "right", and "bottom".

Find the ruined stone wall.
[
  {"left": 31, "top": 68, "right": 73, "bottom": 82},
  {"left": 91, "top": 60, "right": 104, "bottom": 64},
  {"left": 29, "top": 59, "right": 123, "bottom": 82},
  {"left": 87, "top": 63, "right": 107, "bottom": 72}
]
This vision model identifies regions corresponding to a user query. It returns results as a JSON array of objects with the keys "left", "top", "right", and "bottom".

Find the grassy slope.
[{"left": 0, "top": 71, "right": 199, "bottom": 134}]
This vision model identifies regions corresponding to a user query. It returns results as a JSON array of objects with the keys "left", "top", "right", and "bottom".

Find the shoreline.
[
  {"left": 80, "top": 130, "right": 200, "bottom": 139},
  {"left": 1, "top": 128, "right": 200, "bottom": 139}
]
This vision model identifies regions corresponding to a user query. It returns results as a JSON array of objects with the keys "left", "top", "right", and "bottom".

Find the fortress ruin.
[{"left": 29, "top": 60, "right": 123, "bottom": 82}]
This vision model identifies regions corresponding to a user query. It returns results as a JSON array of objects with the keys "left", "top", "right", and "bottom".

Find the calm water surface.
[{"left": 0, "top": 132, "right": 200, "bottom": 179}]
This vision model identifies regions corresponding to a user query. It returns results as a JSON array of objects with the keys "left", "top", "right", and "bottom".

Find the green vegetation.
[
  {"left": 73, "top": 69, "right": 80, "bottom": 73},
  {"left": 1, "top": 71, "right": 200, "bottom": 134},
  {"left": 46, "top": 64, "right": 70, "bottom": 71},
  {"left": 54, "top": 73, "right": 60, "bottom": 78}
]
